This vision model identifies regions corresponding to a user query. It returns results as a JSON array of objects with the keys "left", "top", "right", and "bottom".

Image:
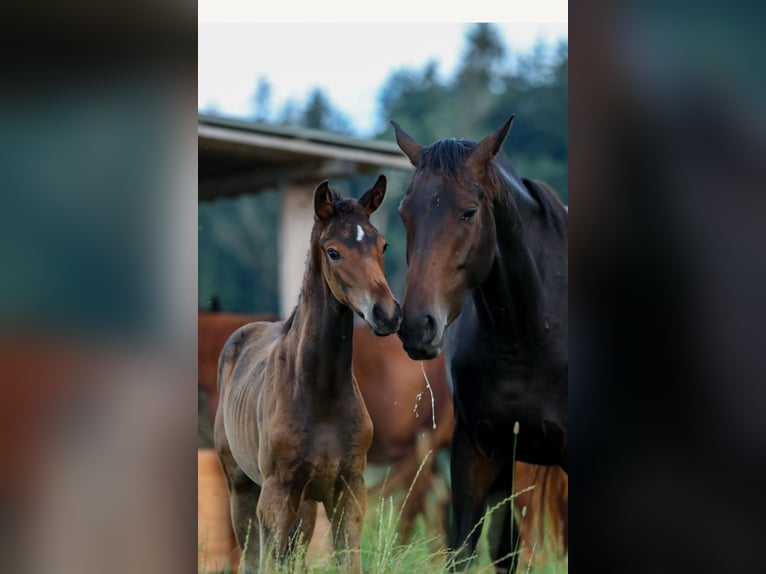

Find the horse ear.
[
  {"left": 391, "top": 120, "right": 423, "bottom": 167},
  {"left": 359, "top": 174, "right": 387, "bottom": 216},
  {"left": 314, "top": 180, "right": 334, "bottom": 221},
  {"left": 468, "top": 115, "right": 514, "bottom": 170}
]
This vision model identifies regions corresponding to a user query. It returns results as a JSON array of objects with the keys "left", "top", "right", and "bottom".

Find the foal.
[{"left": 214, "top": 176, "right": 402, "bottom": 573}]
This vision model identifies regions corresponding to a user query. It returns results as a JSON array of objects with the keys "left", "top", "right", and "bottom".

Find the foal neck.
[{"left": 287, "top": 239, "right": 354, "bottom": 397}]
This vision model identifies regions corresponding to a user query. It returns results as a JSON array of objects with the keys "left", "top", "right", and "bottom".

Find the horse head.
[
  {"left": 392, "top": 117, "right": 514, "bottom": 359},
  {"left": 312, "top": 175, "right": 402, "bottom": 336}
]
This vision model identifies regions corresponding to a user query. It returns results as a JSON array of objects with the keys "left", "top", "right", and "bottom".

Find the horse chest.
[
  {"left": 452, "top": 352, "right": 563, "bottom": 423},
  {"left": 450, "top": 352, "right": 567, "bottom": 463}
]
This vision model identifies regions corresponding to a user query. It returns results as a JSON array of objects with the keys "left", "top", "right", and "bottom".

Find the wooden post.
[{"left": 278, "top": 182, "right": 315, "bottom": 319}]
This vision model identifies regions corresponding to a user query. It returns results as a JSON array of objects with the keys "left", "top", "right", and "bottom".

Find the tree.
[
  {"left": 455, "top": 23, "right": 507, "bottom": 93},
  {"left": 453, "top": 23, "right": 508, "bottom": 137},
  {"left": 301, "top": 88, "right": 354, "bottom": 134},
  {"left": 251, "top": 76, "right": 272, "bottom": 121},
  {"left": 377, "top": 60, "right": 456, "bottom": 143}
]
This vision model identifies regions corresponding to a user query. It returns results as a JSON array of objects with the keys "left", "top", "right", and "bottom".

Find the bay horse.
[
  {"left": 392, "top": 116, "right": 568, "bottom": 573},
  {"left": 214, "top": 176, "right": 402, "bottom": 573},
  {"left": 200, "top": 310, "right": 453, "bottom": 547}
]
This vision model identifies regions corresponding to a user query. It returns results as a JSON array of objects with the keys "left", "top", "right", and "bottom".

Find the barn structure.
[{"left": 198, "top": 114, "right": 412, "bottom": 318}]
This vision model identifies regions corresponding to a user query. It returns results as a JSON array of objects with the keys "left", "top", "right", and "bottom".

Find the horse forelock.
[
  {"left": 415, "top": 138, "right": 509, "bottom": 206},
  {"left": 417, "top": 138, "right": 475, "bottom": 182}
]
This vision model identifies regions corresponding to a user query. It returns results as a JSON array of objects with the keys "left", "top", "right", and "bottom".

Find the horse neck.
[
  {"left": 476, "top": 179, "right": 546, "bottom": 346},
  {"left": 286, "top": 242, "right": 354, "bottom": 397}
]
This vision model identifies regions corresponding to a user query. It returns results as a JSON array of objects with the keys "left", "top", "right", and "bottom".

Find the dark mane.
[
  {"left": 418, "top": 138, "right": 567, "bottom": 235},
  {"left": 518, "top": 174, "right": 567, "bottom": 237}
]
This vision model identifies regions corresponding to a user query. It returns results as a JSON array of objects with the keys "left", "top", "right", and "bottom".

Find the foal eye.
[
  {"left": 460, "top": 208, "right": 478, "bottom": 221},
  {"left": 327, "top": 248, "right": 341, "bottom": 260},
  {"left": 383, "top": 242, "right": 389, "bottom": 253}
]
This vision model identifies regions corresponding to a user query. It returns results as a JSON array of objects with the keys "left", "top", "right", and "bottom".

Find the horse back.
[{"left": 217, "top": 320, "right": 282, "bottom": 394}]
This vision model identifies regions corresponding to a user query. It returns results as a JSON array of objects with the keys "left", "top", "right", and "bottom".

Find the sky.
[{"left": 198, "top": 22, "right": 568, "bottom": 137}]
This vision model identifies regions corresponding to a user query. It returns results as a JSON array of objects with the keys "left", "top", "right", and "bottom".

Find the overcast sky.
[{"left": 199, "top": 22, "right": 568, "bottom": 137}]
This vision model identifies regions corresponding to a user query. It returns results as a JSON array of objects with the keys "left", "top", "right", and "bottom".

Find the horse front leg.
[
  {"left": 214, "top": 425, "right": 260, "bottom": 573},
  {"left": 227, "top": 469, "right": 261, "bottom": 573},
  {"left": 485, "top": 466, "right": 521, "bottom": 574},
  {"left": 256, "top": 476, "right": 300, "bottom": 571},
  {"left": 287, "top": 500, "right": 318, "bottom": 574},
  {"left": 325, "top": 472, "right": 367, "bottom": 574},
  {"left": 448, "top": 422, "right": 502, "bottom": 571}
]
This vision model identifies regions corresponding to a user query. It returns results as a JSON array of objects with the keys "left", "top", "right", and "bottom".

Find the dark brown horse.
[
  {"left": 214, "top": 176, "right": 402, "bottom": 573},
  {"left": 392, "top": 116, "right": 568, "bottom": 573}
]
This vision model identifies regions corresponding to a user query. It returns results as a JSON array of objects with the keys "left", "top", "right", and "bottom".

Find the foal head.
[
  {"left": 312, "top": 175, "right": 402, "bottom": 336},
  {"left": 391, "top": 117, "right": 514, "bottom": 359}
]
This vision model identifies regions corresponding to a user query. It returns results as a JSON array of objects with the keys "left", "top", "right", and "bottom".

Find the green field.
[{"left": 199, "top": 456, "right": 567, "bottom": 574}]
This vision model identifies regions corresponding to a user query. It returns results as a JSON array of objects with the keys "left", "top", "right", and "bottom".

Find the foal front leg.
[
  {"left": 325, "top": 473, "right": 367, "bottom": 574},
  {"left": 257, "top": 476, "right": 300, "bottom": 571}
]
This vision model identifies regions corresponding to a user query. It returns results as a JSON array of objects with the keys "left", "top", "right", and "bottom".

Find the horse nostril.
[
  {"left": 422, "top": 314, "right": 436, "bottom": 342},
  {"left": 372, "top": 303, "right": 384, "bottom": 325}
]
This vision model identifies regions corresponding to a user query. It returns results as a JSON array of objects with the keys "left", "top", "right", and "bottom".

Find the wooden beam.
[
  {"left": 198, "top": 160, "right": 359, "bottom": 201},
  {"left": 199, "top": 123, "right": 412, "bottom": 171}
]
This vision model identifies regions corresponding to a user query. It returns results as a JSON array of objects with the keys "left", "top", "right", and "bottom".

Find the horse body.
[
  {"left": 392, "top": 117, "right": 567, "bottom": 573},
  {"left": 214, "top": 176, "right": 401, "bottom": 573}
]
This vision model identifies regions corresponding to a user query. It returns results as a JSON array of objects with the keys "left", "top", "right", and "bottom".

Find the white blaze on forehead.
[{"left": 356, "top": 224, "right": 364, "bottom": 241}]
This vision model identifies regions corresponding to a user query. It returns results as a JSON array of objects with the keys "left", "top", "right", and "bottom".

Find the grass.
[{"left": 199, "top": 453, "right": 567, "bottom": 574}]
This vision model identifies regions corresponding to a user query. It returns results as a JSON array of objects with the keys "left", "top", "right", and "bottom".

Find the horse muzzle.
[
  {"left": 368, "top": 300, "right": 402, "bottom": 336},
  {"left": 397, "top": 310, "right": 444, "bottom": 360}
]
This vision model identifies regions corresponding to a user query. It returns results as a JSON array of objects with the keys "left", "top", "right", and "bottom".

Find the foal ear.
[
  {"left": 391, "top": 120, "right": 423, "bottom": 167},
  {"left": 468, "top": 114, "right": 514, "bottom": 170},
  {"left": 359, "top": 174, "right": 387, "bottom": 216},
  {"left": 314, "top": 180, "right": 335, "bottom": 221}
]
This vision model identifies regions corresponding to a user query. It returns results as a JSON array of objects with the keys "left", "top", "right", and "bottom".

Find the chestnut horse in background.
[
  {"left": 393, "top": 116, "right": 568, "bottom": 573},
  {"left": 198, "top": 310, "right": 278, "bottom": 422},
  {"left": 350, "top": 322, "right": 454, "bottom": 542},
  {"left": 214, "top": 177, "right": 401, "bottom": 574}
]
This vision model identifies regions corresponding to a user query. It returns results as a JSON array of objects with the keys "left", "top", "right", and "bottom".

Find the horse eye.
[
  {"left": 461, "top": 208, "right": 478, "bottom": 221},
  {"left": 383, "top": 242, "right": 389, "bottom": 253},
  {"left": 327, "top": 248, "right": 341, "bottom": 260}
]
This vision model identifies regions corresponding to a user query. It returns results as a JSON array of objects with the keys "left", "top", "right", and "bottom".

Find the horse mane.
[{"left": 417, "top": 138, "right": 567, "bottom": 235}]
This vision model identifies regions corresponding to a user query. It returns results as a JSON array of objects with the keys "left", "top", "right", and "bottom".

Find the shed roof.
[{"left": 198, "top": 114, "right": 412, "bottom": 200}]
